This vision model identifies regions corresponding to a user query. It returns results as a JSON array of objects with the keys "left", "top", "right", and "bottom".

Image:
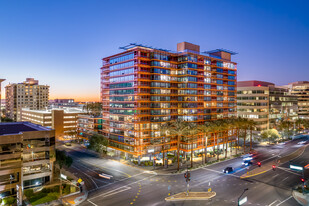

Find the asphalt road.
[{"left": 59, "top": 136, "right": 309, "bottom": 206}]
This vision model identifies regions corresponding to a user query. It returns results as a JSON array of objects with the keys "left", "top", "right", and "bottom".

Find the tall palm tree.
[
  {"left": 247, "top": 119, "right": 257, "bottom": 152},
  {"left": 198, "top": 122, "right": 212, "bottom": 164},
  {"left": 164, "top": 119, "right": 189, "bottom": 171},
  {"left": 224, "top": 118, "right": 235, "bottom": 158},
  {"left": 185, "top": 123, "right": 199, "bottom": 168},
  {"left": 234, "top": 117, "right": 244, "bottom": 154},
  {"left": 158, "top": 122, "right": 171, "bottom": 167},
  {"left": 241, "top": 118, "right": 250, "bottom": 153}
]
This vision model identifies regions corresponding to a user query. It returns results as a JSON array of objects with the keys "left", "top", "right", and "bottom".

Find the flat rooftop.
[{"left": 0, "top": 122, "right": 50, "bottom": 136}]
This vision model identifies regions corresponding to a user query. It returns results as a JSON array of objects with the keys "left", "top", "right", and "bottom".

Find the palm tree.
[
  {"left": 185, "top": 123, "right": 199, "bottom": 168},
  {"left": 234, "top": 117, "right": 244, "bottom": 154},
  {"left": 198, "top": 122, "right": 212, "bottom": 164},
  {"left": 159, "top": 122, "right": 172, "bottom": 167},
  {"left": 163, "top": 119, "right": 189, "bottom": 171},
  {"left": 247, "top": 119, "right": 257, "bottom": 151}
]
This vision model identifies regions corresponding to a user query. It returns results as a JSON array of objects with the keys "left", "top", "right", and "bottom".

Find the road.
[{"left": 58, "top": 136, "right": 309, "bottom": 206}]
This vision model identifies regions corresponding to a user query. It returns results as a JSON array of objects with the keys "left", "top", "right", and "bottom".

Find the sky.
[{"left": 0, "top": 0, "right": 309, "bottom": 102}]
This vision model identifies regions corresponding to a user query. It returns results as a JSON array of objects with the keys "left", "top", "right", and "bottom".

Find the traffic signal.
[
  {"left": 258, "top": 162, "right": 261, "bottom": 167},
  {"left": 184, "top": 173, "right": 187, "bottom": 179},
  {"left": 301, "top": 178, "right": 305, "bottom": 183},
  {"left": 187, "top": 172, "right": 191, "bottom": 181},
  {"left": 272, "top": 165, "right": 276, "bottom": 171}
]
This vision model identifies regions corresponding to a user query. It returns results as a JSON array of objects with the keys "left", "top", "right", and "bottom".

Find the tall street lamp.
[{"left": 238, "top": 188, "right": 249, "bottom": 206}]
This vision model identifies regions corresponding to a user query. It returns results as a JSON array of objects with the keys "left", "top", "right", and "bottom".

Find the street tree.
[{"left": 88, "top": 134, "right": 109, "bottom": 155}]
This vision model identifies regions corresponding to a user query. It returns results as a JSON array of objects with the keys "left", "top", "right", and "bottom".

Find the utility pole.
[{"left": 184, "top": 165, "right": 191, "bottom": 196}]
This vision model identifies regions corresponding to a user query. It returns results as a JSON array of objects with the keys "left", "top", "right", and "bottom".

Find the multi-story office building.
[
  {"left": 20, "top": 108, "right": 84, "bottom": 141},
  {"left": 288, "top": 81, "right": 309, "bottom": 119},
  {"left": 77, "top": 115, "right": 103, "bottom": 142},
  {"left": 0, "top": 122, "right": 55, "bottom": 198},
  {"left": 101, "top": 42, "right": 238, "bottom": 158},
  {"left": 237, "top": 80, "right": 298, "bottom": 131},
  {"left": 5, "top": 78, "right": 49, "bottom": 121}
]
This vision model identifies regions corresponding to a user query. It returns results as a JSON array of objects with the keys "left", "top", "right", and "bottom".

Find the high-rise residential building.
[
  {"left": 0, "top": 122, "right": 55, "bottom": 198},
  {"left": 0, "top": 79, "right": 5, "bottom": 120},
  {"left": 77, "top": 115, "right": 103, "bottom": 142},
  {"left": 101, "top": 42, "right": 237, "bottom": 158},
  {"left": 237, "top": 80, "right": 298, "bottom": 131},
  {"left": 288, "top": 81, "right": 309, "bottom": 119},
  {"left": 5, "top": 78, "right": 49, "bottom": 121},
  {"left": 20, "top": 108, "right": 85, "bottom": 141}
]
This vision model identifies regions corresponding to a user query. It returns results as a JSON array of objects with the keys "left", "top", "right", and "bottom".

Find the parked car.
[{"left": 223, "top": 167, "right": 234, "bottom": 174}]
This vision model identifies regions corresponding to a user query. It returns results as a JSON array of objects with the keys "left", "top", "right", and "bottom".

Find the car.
[
  {"left": 223, "top": 167, "right": 234, "bottom": 174},
  {"left": 64, "top": 142, "right": 72, "bottom": 146},
  {"left": 99, "top": 173, "right": 113, "bottom": 179},
  {"left": 242, "top": 160, "right": 253, "bottom": 166},
  {"left": 242, "top": 153, "right": 256, "bottom": 161},
  {"left": 297, "top": 141, "right": 306, "bottom": 145}
]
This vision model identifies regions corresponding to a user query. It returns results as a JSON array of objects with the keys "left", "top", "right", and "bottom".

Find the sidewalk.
[{"left": 61, "top": 186, "right": 88, "bottom": 206}]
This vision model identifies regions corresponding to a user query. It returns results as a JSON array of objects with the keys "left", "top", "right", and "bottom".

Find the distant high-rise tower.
[
  {"left": 0, "top": 79, "right": 5, "bottom": 121},
  {"left": 5, "top": 78, "right": 49, "bottom": 121}
]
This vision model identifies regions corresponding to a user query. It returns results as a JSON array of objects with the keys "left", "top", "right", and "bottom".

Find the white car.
[
  {"left": 99, "top": 173, "right": 113, "bottom": 179},
  {"left": 297, "top": 141, "right": 306, "bottom": 145}
]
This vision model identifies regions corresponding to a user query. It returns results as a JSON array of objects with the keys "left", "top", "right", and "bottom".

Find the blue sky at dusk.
[{"left": 1, "top": 0, "right": 309, "bottom": 101}]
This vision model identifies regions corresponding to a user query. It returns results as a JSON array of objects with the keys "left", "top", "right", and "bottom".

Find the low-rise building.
[
  {"left": 0, "top": 122, "right": 55, "bottom": 198},
  {"left": 20, "top": 108, "right": 85, "bottom": 141},
  {"left": 237, "top": 80, "right": 298, "bottom": 130},
  {"left": 77, "top": 115, "right": 104, "bottom": 143}
]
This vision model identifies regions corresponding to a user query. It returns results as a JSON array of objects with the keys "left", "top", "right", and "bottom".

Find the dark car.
[
  {"left": 223, "top": 167, "right": 234, "bottom": 174},
  {"left": 242, "top": 160, "right": 253, "bottom": 166}
]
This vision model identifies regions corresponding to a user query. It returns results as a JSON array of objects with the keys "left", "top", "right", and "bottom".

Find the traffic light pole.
[{"left": 302, "top": 169, "right": 305, "bottom": 195}]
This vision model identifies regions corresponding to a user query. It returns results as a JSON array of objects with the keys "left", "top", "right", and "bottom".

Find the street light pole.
[{"left": 238, "top": 188, "right": 248, "bottom": 206}]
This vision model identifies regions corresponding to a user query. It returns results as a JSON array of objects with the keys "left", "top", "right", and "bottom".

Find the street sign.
[
  {"left": 78, "top": 178, "right": 82, "bottom": 183},
  {"left": 208, "top": 188, "right": 212, "bottom": 192},
  {"left": 239, "top": 196, "right": 247, "bottom": 205},
  {"left": 60, "top": 174, "right": 67, "bottom": 180},
  {"left": 290, "top": 165, "right": 303, "bottom": 171}
]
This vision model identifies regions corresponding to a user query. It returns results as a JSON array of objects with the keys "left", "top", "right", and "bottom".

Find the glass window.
[
  {"left": 110, "top": 52, "right": 134, "bottom": 64},
  {"left": 110, "top": 61, "right": 135, "bottom": 71}
]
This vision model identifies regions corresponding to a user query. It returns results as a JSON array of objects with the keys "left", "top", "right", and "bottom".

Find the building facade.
[
  {"left": 0, "top": 79, "right": 5, "bottom": 120},
  {"left": 0, "top": 122, "right": 55, "bottom": 198},
  {"left": 237, "top": 81, "right": 298, "bottom": 131},
  {"left": 101, "top": 42, "right": 238, "bottom": 158},
  {"left": 49, "top": 99, "right": 80, "bottom": 108},
  {"left": 5, "top": 78, "right": 49, "bottom": 121},
  {"left": 77, "top": 115, "right": 103, "bottom": 142},
  {"left": 20, "top": 108, "right": 84, "bottom": 141},
  {"left": 289, "top": 81, "right": 309, "bottom": 119}
]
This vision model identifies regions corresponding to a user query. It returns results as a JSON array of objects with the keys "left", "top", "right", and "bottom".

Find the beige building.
[
  {"left": 5, "top": 78, "right": 49, "bottom": 121},
  {"left": 21, "top": 108, "right": 85, "bottom": 141},
  {"left": 288, "top": 81, "right": 309, "bottom": 119},
  {"left": 0, "top": 79, "right": 5, "bottom": 120},
  {"left": 0, "top": 122, "right": 55, "bottom": 199},
  {"left": 77, "top": 115, "right": 103, "bottom": 142},
  {"left": 237, "top": 81, "right": 298, "bottom": 131}
]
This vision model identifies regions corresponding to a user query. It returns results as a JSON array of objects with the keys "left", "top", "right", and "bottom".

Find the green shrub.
[
  {"left": 2, "top": 197, "right": 15, "bottom": 205},
  {"left": 149, "top": 162, "right": 153, "bottom": 166},
  {"left": 31, "top": 193, "right": 59, "bottom": 206},
  {"left": 24, "top": 189, "right": 34, "bottom": 198}
]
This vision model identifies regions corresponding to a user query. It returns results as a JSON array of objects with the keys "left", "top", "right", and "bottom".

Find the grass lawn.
[{"left": 30, "top": 193, "right": 59, "bottom": 205}]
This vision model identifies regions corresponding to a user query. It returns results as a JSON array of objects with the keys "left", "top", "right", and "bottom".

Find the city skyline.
[{"left": 1, "top": 0, "right": 309, "bottom": 101}]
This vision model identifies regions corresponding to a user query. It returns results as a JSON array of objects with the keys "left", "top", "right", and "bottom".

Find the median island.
[{"left": 165, "top": 191, "right": 216, "bottom": 201}]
